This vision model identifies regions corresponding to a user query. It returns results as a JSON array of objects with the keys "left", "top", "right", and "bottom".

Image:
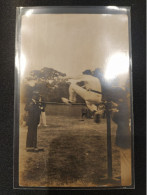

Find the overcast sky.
[{"left": 20, "top": 13, "right": 129, "bottom": 79}]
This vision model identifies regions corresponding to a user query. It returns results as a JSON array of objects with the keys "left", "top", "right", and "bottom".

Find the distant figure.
[
  {"left": 81, "top": 107, "right": 88, "bottom": 119},
  {"left": 25, "top": 92, "right": 41, "bottom": 152},
  {"left": 81, "top": 106, "right": 91, "bottom": 120},
  {"left": 81, "top": 106, "right": 97, "bottom": 120},
  {"left": 38, "top": 95, "right": 47, "bottom": 127}
]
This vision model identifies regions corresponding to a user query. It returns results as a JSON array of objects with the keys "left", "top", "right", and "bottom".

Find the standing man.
[
  {"left": 25, "top": 92, "right": 41, "bottom": 152},
  {"left": 38, "top": 95, "right": 47, "bottom": 127}
]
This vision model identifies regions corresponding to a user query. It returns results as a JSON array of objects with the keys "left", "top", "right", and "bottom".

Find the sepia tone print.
[{"left": 16, "top": 10, "right": 133, "bottom": 187}]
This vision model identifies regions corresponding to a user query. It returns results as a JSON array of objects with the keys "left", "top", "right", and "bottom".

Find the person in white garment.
[
  {"left": 61, "top": 69, "right": 103, "bottom": 122},
  {"left": 38, "top": 95, "right": 47, "bottom": 127}
]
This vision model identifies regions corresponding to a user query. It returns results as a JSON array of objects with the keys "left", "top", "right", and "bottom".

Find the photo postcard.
[{"left": 14, "top": 6, "right": 134, "bottom": 188}]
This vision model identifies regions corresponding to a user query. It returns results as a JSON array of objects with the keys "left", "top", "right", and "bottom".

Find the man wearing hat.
[{"left": 25, "top": 91, "right": 41, "bottom": 151}]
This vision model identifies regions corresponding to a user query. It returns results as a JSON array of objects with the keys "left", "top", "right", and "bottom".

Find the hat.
[{"left": 82, "top": 69, "right": 92, "bottom": 75}]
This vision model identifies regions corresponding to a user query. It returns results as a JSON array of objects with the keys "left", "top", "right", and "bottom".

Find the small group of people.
[{"left": 25, "top": 92, "right": 47, "bottom": 152}]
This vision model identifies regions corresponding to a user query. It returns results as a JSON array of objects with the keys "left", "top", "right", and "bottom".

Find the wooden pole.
[{"left": 106, "top": 101, "right": 112, "bottom": 179}]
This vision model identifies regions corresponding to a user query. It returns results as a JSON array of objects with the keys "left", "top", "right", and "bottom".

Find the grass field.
[{"left": 19, "top": 104, "right": 120, "bottom": 187}]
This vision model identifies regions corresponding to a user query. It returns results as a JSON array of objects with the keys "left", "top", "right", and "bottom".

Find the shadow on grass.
[
  {"left": 46, "top": 134, "right": 107, "bottom": 186},
  {"left": 21, "top": 133, "right": 120, "bottom": 187}
]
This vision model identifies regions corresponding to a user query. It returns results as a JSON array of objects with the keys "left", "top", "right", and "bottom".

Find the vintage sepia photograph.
[{"left": 15, "top": 7, "right": 133, "bottom": 188}]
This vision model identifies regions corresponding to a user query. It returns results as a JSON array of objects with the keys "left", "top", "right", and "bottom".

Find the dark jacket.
[
  {"left": 25, "top": 99, "right": 41, "bottom": 126},
  {"left": 113, "top": 98, "right": 131, "bottom": 149}
]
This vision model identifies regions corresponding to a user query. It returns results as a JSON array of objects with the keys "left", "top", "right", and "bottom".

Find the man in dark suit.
[{"left": 25, "top": 92, "right": 41, "bottom": 151}]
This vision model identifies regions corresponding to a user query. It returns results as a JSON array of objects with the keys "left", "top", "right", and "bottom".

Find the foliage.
[{"left": 22, "top": 67, "right": 83, "bottom": 103}]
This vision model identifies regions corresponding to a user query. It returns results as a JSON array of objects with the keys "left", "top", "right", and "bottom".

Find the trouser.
[
  {"left": 119, "top": 148, "right": 132, "bottom": 186},
  {"left": 39, "top": 111, "right": 47, "bottom": 126},
  {"left": 69, "top": 84, "right": 102, "bottom": 112},
  {"left": 26, "top": 124, "right": 38, "bottom": 148}
]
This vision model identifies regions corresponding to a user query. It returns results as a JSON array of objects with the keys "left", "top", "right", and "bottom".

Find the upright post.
[{"left": 106, "top": 101, "right": 112, "bottom": 179}]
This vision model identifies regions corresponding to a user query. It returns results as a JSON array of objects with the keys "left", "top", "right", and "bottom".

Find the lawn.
[{"left": 19, "top": 104, "right": 120, "bottom": 187}]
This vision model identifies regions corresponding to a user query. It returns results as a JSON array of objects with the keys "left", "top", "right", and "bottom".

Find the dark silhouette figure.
[{"left": 25, "top": 93, "right": 41, "bottom": 149}]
